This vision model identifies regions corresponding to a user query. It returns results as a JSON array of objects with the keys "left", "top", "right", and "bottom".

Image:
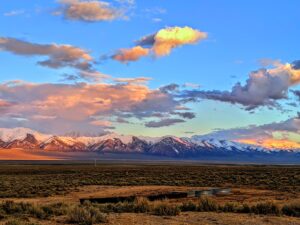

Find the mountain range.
[{"left": 0, "top": 128, "right": 299, "bottom": 159}]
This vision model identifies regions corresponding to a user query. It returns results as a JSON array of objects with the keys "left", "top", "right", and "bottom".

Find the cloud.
[
  {"left": 151, "top": 26, "right": 208, "bottom": 56},
  {"left": 60, "top": 71, "right": 111, "bottom": 83},
  {"left": 237, "top": 138, "right": 300, "bottom": 150},
  {"left": 3, "top": 10, "right": 25, "bottom": 17},
  {"left": 261, "top": 117, "right": 300, "bottom": 133},
  {"left": 0, "top": 100, "right": 14, "bottom": 111},
  {"left": 61, "top": 74, "right": 79, "bottom": 81},
  {"left": 145, "top": 118, "right": 185, "bottom": 128},
  {"left": 196, "top": 126, "right": 273, "bottom": 141},
  {"left": 112, "top": 26, "right": 207, "bottom": 62},
  {"left": 292, "top": 60, "right": 300, "bottom": 70},
  {"left": 114, "top": 117, "right": 130, "bottom": 124},
  {"left": 90, "top": 120, "right": 113, "bottom": 127},
  {"left": 0, "top": 37, "right": 93, "bottom": 71},
  {"left": 286, "top": 102, "right": 298, "bottom": 107},
  {"left": 116, "top": 0, "right": 135, "bottom": 5},
  {"left": 58, "top": 0, "right": 126, "bottom": 22},
  {"left": 292, "top": 90, "right": 300, "bottom": 101},
  {"left": 78, "top": 71, "right": 110, "bottom": 82},
  {"left": 183, "top": 83, "right": 200, "bottom": 89},
  {"left": 136, "top": 34, "right": 156, "bottom": 46},
  {"left": 152, "top": 18, "right": 162, "bottom": 23},
  {"left": 0, "top": 37, "right": 109, "bottom": 84},
  {"left": 0, "top": 81, "right": 193, "bottom": 134},
  {"left": 181, "top": 62, "right": 300, "bottom": 110},
  {"left": 196, "top": 115, "right": 300, "bottom": 150},
  {"left": 112, "top": 46, "right": 149, "bottom": 63},
  {"left": 159, "top": 83, "right": 180, "bottom": 93},
  {"left": 0, "top": 100, "right": 12, "bottom": 107},
  {"left": 171, "top": 112, "right": 195, "bottom": 119},
  {"left": 196, "top": 115, "right": 300, "bottom": 141},
  {"left": 31, "top": 115, "right": 57, "bottom": 120},
  {"left": 129, "top": 91, "right": 180, "bottom": 118},
  {"left": 113, "top": 77, "right": 151, "bottom": 84},
  {"left": 143, "top": 7, "right": 166, "bottom": 15},
  {"left": 258, "top": 58, "right": 281, "bottom": 67}
]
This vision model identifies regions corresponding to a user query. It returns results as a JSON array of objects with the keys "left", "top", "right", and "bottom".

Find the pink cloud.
[{"left": 0, "top": 81, "right": 193, "bottom": 134}]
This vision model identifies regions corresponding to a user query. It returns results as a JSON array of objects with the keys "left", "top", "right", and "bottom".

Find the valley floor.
[
  {"left": 0, "top": 164, "right": 299, "bottom": 224},
  {"left": 1, "top": 149, "right": 300, "bottom": 164}
]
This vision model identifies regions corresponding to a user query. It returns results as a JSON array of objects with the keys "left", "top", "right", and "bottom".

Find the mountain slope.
[
  {"left": 0, "top": 127, "right": 50, "bottom": 142},
  {"left": 40, "top": 136, "right": 86, "bottom": 151},
  {"left": 5, "top": 134, "right": 39, "bottom": 149}
]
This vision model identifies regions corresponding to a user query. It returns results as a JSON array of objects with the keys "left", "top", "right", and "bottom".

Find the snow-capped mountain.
[
  {"left": 0, "top": 127, "right": 299, "bottom": 158},
  {"left": 40, "top": 136, "right": 86, "bottom": 151},
  {"left": 148, "top": 137, "right": 198, "bottom": 157},
  {"left": 5, "top": 134, "right": 39, "bottom": 149},
  {"left": 0, "top": 127, "right": 51, "bottom": 143}
]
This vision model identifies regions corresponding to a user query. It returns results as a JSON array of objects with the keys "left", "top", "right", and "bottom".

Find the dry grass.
[
  {"left": 0, "top": 197, "right": 300, "bottom": 225},
  {"left": 106, "top": 212, "right": 300, "bottom": 225},
  {"left": 0, "top": 164, "right": 299, "bottom": 198}
]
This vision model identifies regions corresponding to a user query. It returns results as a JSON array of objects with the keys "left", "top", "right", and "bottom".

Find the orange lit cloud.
[
  {"left": 0, "top": 81, "right": 192, "bottom": 133},
  {"left": 113, "top": 77, "right": 151, "bottom": 84},
  {"left": 31, "top": 115, "right": 57, "bottom": 120},
  {"left": 113, "top": 46, "right": 150, "bottom": 62},
  {"left": 271, "top": 63, "right": 300, "bottom": 85},
  {"left": 58, "top": 0, "right": 124, "bottom": 22},
  {"left": 153, "top": 26, "right": 208, "bottom": 56},
  {"left": 195, "top": 116, "right": 300, "bottom": 149},
  {"left": 237, "top": 138, "right": 300, "bottom": 150},
  {"left": 112, "top": 26, "right": 207, "bottom": 62},
  {"left": 90, "top": 120, "right": 112, "bottom": 127},
  {"left": 0, "top": 99, "right": 13, "bottom": 108}
]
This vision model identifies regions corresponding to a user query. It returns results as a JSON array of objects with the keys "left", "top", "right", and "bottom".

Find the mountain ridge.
[{"left": 0, "top": 128, "right": 299, "bottom": 158}]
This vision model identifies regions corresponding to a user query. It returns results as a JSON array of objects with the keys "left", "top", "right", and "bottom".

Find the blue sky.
[
  {"left": 1, "top": 0, "right": 299, "bottom": 86},
  {"left": 1, "top": 0, "right": 300, "bottom": 144}
]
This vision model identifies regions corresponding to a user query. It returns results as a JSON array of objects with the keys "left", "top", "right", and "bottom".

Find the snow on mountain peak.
[
  {"left": 75, "top": 133, "right": 134, "bottom": 145},
  {"left": 0, "top": 127, "right": 299, "bottom": 154},
  {"left": 0, "top": 127, "right": 50, "bottom": 142}
]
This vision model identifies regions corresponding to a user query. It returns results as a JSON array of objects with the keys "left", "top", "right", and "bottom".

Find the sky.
[{"left": 1, "top": 0, "right": 300, "bottom": 148}]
